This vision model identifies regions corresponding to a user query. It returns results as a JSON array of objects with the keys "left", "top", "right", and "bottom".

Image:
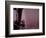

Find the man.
[{"left": 14, "top": 8, "right": 25, "bottom": 30}]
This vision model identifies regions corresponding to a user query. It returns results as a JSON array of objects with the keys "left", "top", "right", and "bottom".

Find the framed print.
[{"left": 5, "top": 1, "right": 45, "bottom": 37}]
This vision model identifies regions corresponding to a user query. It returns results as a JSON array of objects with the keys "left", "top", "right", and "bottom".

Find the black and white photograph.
[{"left": 13, "top": 8, "right": 39, "bottom": 30}]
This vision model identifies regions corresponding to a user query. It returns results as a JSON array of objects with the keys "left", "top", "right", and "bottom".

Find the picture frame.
[{"left": 5, "top": 1, "right": 45, "bottom": 37}]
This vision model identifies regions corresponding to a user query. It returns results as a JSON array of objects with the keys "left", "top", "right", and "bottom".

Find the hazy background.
[{"left": 13, "top": 8, "right": 39, "bottom": 29}]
